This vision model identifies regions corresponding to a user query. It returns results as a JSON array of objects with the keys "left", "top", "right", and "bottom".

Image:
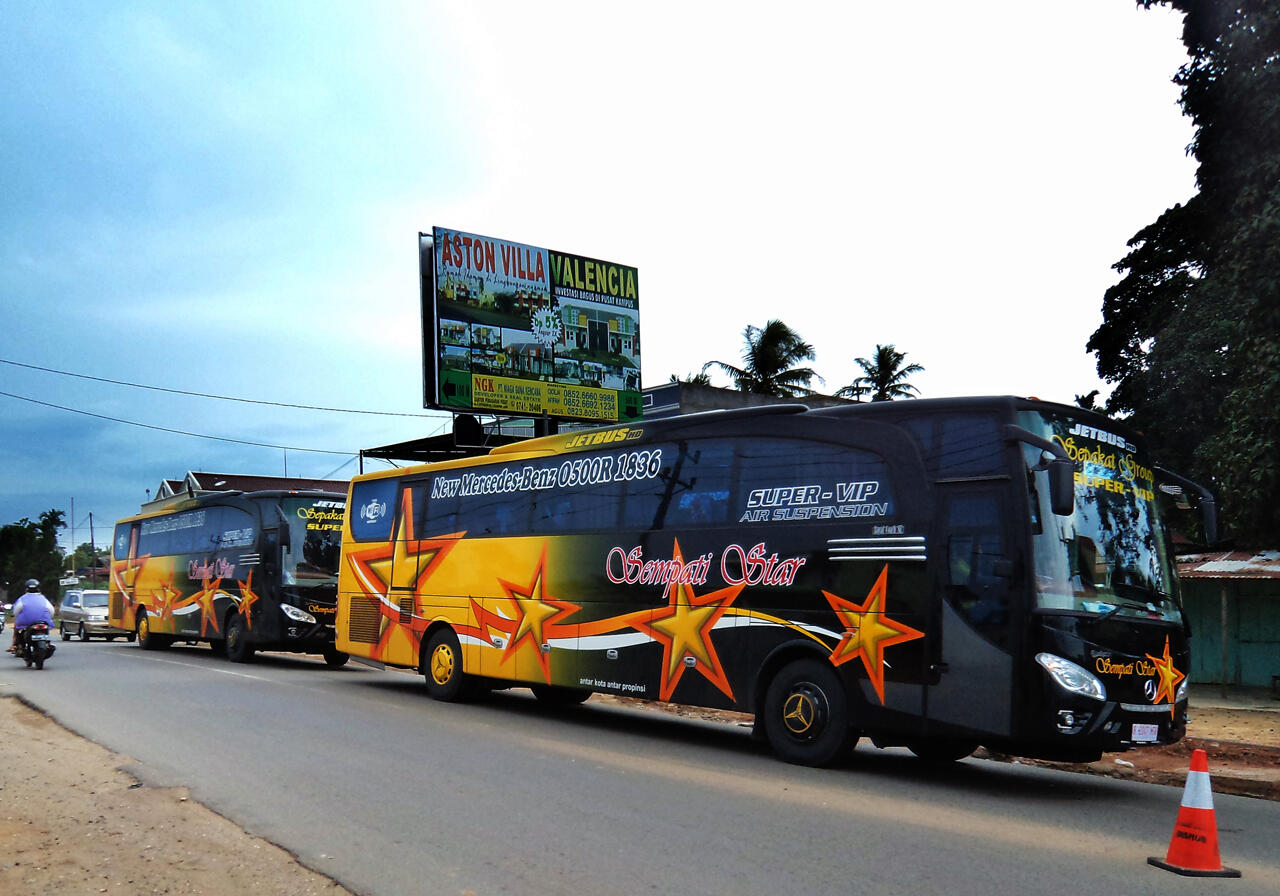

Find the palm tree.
[
  {"left": 702, "top": 320, "right": 821, "bottom": 398},
  {"left": 838, "top": 344, "right": 924, "bottom": 402}
]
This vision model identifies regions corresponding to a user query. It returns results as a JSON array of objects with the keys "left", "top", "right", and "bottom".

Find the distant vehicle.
[
  {"left": 108, "top": 490, "right": 347, "bottom": 665},
  {"left": 337, "top": 396, "right": 1214, "bottom": 766},
  {"left": 59, "top": 589, "right": 131, "bottom": 642}
]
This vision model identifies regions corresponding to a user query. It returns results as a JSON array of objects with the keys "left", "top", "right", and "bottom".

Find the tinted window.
[
  {"left": 901, "top": 414, "right": 1003, "bottom": 478},
  {"left": 350, "top": 478, "right": 398, "bottom": 542},
  {"left": 736, "top": 439, "right": 894, "bottom": 526}
]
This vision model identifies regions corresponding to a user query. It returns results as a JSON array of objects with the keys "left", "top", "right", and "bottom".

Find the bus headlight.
[
  {"left": 1176, "top": 677, "right": 1189, "bottom": 703},
  {"left": 281, "top": 604, "right": 317, "bottom": 625},
  {"left": 1036, "top": 652, "right": 1106, "bottom": 701}
]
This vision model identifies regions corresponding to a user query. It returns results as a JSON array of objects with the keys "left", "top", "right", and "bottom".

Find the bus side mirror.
[
  {"left": 1049, "top": 456, "right": 1075, "bottom": 517},
  {"left": 1201, "top": 497, "right": 1218, "bottom": 545},
  {"left": 1005, "top": 425, "right": 1076, "bottom": 518}
]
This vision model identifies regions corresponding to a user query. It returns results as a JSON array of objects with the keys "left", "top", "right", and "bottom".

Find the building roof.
[
  {"left": 143, "top": 471, "right": 348, "bottom": 511},
  {"left": 1177, "top": 551, "right": 1280, "bottom": 580}
]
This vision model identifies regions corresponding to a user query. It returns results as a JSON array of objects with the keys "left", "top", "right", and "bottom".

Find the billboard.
[{"left": 421, "top": 228, "right": 641, "bottom": 423}]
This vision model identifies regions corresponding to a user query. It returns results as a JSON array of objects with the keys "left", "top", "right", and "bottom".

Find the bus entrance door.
[{"left": 926, "top": 487, "right": 1016, "bottom": 739}]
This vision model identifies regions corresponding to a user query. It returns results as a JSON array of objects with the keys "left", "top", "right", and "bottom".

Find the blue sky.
[{"left": 1, "top": 1, "right": 1195, "bottom": 553}]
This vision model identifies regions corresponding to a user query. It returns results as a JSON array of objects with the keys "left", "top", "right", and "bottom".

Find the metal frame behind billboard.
[{"left": 421, "top": 228, "right": 641, "bottom": 423}]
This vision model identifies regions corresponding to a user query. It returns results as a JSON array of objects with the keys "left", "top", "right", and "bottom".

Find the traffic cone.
[{"left": 1147, "top": 748, "right": 1241, "bottom": 877}]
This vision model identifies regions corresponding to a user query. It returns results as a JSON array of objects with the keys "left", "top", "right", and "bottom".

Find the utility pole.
[{"left": 89, "top": 512, "right": 97, "bottom": 586}]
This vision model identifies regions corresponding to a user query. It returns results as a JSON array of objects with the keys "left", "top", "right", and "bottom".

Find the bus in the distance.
[
  {"left": 110, "top": 490, "right": 348, "bottom": 665},
  {"left": 336, "top": 396, "right": 1214, "bottom": 766}
]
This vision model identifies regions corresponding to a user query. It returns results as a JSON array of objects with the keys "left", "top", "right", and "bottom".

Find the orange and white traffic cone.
[{"left": 1147, "top": 748, "right": 1241, "bottom": 877}]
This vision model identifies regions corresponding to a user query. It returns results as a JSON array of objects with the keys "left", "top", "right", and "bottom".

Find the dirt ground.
[{"left": 1, "top": 695, "right": 1277, "bottom": 896}]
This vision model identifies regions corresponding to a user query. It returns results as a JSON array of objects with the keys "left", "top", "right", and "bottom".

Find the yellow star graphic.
[
  {"left": 1145, "top": 635, "right": 1185, "bottom": 718},
  {"left": 497, "top": 548, "right": 579, "bottom": 683},
  {"left": 824, "top": 564, "right": 923, "bottom": 704},
  {"left": 237, "top": 569, "right": 260, "bottom": 629},
  {"left": 631, "top": 540, "right": 743, "bottom": 702}
]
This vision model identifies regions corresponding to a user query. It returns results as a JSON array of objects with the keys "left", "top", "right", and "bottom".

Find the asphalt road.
[{"left": 3, "top": 639, "right": 1278, "bottom": 895}]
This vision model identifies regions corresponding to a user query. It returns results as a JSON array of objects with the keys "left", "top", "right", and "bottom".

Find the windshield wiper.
[{"left": 1081, "top": 599, "right": 1157, "bottom": 626}]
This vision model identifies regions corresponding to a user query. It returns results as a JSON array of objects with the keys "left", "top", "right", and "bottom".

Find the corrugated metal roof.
[{"left": 1177, "top": 551, "right": 1280, "bottom": 579}]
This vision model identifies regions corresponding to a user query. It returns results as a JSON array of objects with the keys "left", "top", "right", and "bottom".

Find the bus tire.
[
  {"left": 225, "top": 613, "right": 255, "bottom": 663},
  {"left": 531, "top": 684, "right": 592, "bottom": 706},
  {"left": 136, "top": 613, "right": 170, "bottom": 650},
  {"left": 322, "top": 647, "right": 349, "bottom": 668},
  {"left": 906, "top": 739, "right": 978, "bottom": 762},
  {"left": 423, "top": 628, "right": 470, "bottom": 702},
  {"left": 762, "top": 658, "right": 857, "bottom": 767}
]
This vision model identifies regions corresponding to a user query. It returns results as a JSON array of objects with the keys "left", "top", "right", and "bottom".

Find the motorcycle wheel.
[{"left": 35, "top": 650, "right": 44, "bottom": 670}]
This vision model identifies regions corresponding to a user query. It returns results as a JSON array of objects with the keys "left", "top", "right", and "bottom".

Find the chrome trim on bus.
[
  {"left": 827, "top": 537, "right": 927, "bottom": 562},
  {"left": 1120, "top": 702, "right": 1179, "bottom": 713}
]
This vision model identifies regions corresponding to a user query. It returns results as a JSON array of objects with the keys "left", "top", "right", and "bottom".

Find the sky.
[{"left": 0, "top": 1, "right": 1197, "bottom": 555}]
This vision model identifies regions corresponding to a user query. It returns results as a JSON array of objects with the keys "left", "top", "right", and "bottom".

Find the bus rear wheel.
[
  {"left": 762, "top": 658, "right": 857, "bottom": 767},
  {"left": 423, "top": 628, "right": 471, "bottom": 702}
]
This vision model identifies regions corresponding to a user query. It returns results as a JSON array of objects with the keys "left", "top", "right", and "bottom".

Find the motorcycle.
[{"left": 19, "top": 622, "right": 54, "bottom": 670}]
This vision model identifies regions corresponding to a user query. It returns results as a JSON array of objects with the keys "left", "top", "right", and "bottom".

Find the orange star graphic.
[
  {"left": 631, "top": 540, "right": 744, "bottom": 702},
  {"left": 192, "top": 578, "right": 223, "bottom": 637},
  {"left": 496, "top": 547, "right": 579, "bottom": 683},
  {"left": 824, "top": 564, "right": 924, "bottom": 704},
  {"left": 237, "top": 569, "right": 260, "bottom": 629},
  {"left": 152, "top": 579, "right": 184, "bottom": 626},
  {"left": 1145, "top": 635, "right": 1185, "bottom": 718}
]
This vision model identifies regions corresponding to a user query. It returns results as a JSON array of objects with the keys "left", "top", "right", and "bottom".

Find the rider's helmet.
[{"left": 25, "top": 579, "right": 39, "bottom": 590}]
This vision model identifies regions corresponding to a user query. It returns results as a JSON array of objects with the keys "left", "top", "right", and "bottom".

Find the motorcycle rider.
[{"left": 9, "top": 579, "right": 55, "bottom": 656}]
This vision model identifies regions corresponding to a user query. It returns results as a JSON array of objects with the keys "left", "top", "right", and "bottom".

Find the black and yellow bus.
[
  {"left": 336, "top": 397, "right": 1213, "bottom": 766},
  {"left": 109, "top": 490, "right": 348, "bottom": 665}
]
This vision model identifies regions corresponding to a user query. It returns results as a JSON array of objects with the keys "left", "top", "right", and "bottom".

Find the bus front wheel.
[
  {"left": 225, "top": 613, "right": 255, "bottom": 663},
  {"left": 423, "top": 629, "right": 471, "bottom": 702},
  {"left": 762, "top": 658, "right": 857, "bottom": 767}
]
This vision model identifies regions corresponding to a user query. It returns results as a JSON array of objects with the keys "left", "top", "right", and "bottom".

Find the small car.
[{"left": 59, "top": 590, "right": 133, "bottom": 642}]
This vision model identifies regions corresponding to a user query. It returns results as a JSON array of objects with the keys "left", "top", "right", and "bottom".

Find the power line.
[
  {"left": 0, "top": 390, "right": 355, "bottom": 456},
  {"left": 0, "top": 357, "right": 438, "bottom": 418}
]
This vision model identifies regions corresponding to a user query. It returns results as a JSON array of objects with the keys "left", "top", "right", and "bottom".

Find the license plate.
[{"left": 1132, "top": 723, "right": 1159, "bottom": 743}]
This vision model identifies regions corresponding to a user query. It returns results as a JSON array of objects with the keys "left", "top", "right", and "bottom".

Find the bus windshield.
[
  {"left": 279, "top": 497, "right": 345, "bottom": 587},
  {"left": 1019, "top": 410, "right": 1179, "bottom": 622}
]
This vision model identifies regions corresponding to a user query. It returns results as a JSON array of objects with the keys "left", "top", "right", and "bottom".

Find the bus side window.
[{"left": 943, "top": 492, "right": 1010, "bottom": 635}]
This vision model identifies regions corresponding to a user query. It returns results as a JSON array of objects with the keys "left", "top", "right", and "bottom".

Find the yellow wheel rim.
[{"left": 431, "top": 643, "right": 455, "bottom": 686}]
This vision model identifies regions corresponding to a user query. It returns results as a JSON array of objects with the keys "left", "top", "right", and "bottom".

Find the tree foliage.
[
  {"left": 703, "top": 319, "right": 821, "bottom": 398},
  {"left": 0, "top": 510, "right": 66, "bottom": 600},
  {"left": 837, "top": 344, "right": 924, "bottom": 402},
  {"left": 1088, "top": 1, "right": 1280, "bottom": 548}
]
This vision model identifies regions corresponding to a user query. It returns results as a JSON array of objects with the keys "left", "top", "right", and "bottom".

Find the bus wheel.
[
  {"left": 322, "top": 647, "right": 349, "bottom": 668},
  {"left": 136, "top": 614, "right": 169, "bottom": 651},
  {"left": 762, "top": 658, "right": 857, "bottom": 767},
  {"left": 225, "top": 613, "right": 255, "bottom": 663},
  {"left": 531, "top": 684, "right": 592, "bottom": 706},
  {"left": 423, "top": 628, "right": 470, "bottom": 702},
  {"left": 906, "top": 739, "right": 978, "bottom": 762}
]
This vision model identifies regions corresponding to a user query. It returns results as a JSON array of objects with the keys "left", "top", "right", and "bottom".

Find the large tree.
[
  {"left": 837, "top": 344, "right": 924, "bottom": 402},
  {"left": 0, "top": 510, "right": 66, "bottom": 600},
  {"left": 1088, "top": 1, "right": 1280, "bottom": 548},
  {"left": 702, "top": 319, "right": 821, "bottom": 398}
]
